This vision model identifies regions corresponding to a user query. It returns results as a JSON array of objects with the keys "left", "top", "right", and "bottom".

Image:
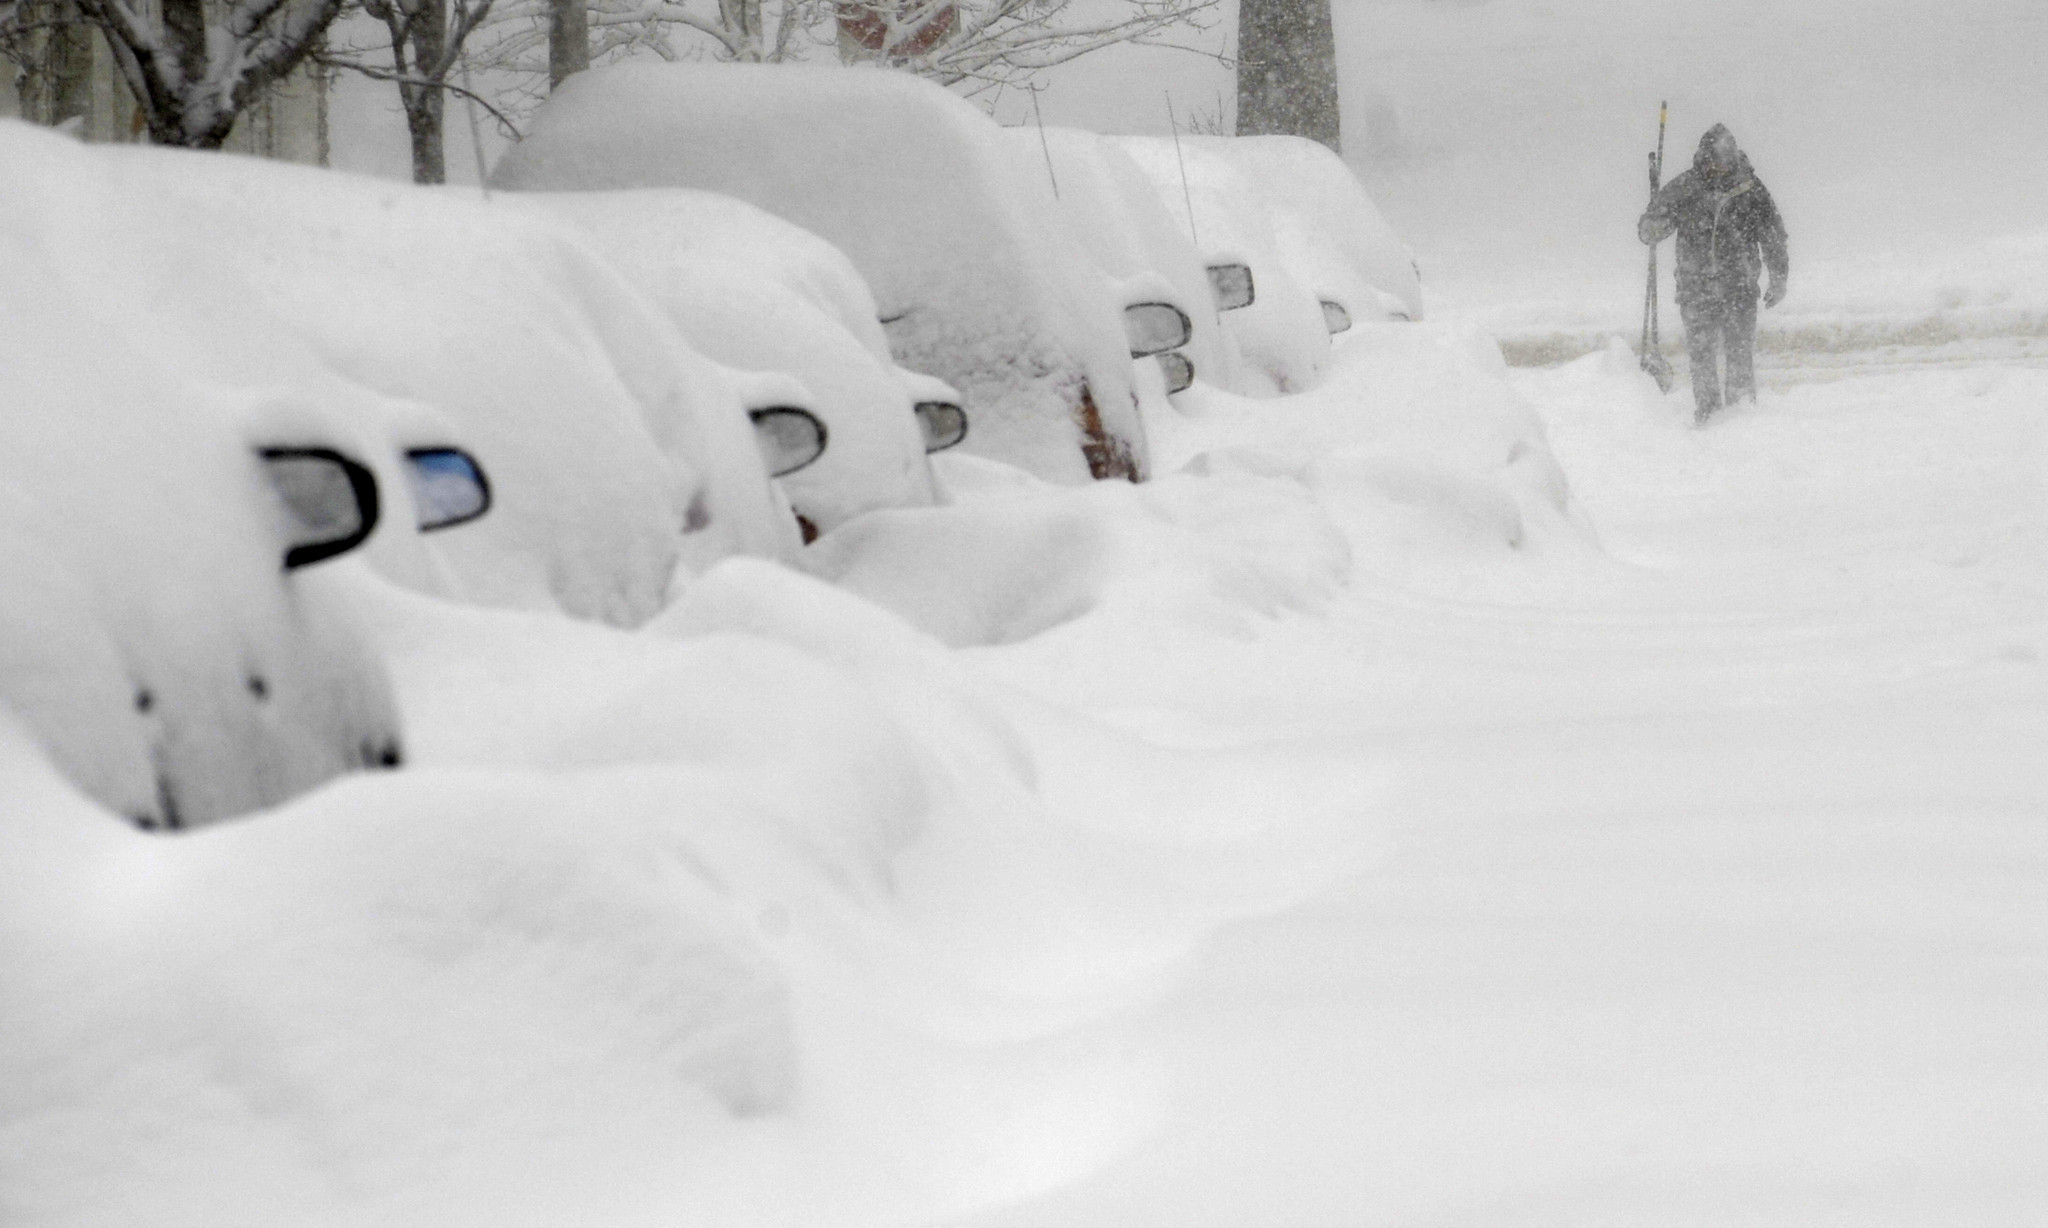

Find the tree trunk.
[
  {"left": 149, "top": 0, "right": 239, "bottom": 145},
  {"left": 12, "top": 0, "right": 97, "bottom": 127},
  {"left": 400, "top": 82, "right": 445, "bottom": 182},
  {"left": 1235, "top": 0, "right": 1339, "bottom": 153},
  {"left": 547, "top": 0, "right": 587, "bottom": 89},
  {"left": 401, "top": 0, "right": 447, "bottom": 183},
  {"left": 718, "top": 0, "right": 760, "bottom": 54}
]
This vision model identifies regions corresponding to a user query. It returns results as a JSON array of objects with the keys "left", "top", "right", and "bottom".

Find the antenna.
[
  {"left": 461, "top": 51, "right": 490, "bottom": 197},
  {"left": 1030, "top": 84, "right": 1058, "bottom": 199},
  {"left": 1165, "top": 92, "right": 1197, "bottom": 248}
]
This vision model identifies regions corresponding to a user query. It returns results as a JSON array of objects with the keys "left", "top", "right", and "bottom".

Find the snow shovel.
[{"left": 1639, "top": 103, "right": 1676, "bottom": 393}]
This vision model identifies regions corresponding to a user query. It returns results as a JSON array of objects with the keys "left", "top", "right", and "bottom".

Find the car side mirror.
[
  {"left": 1207, "top": 263, "right": 1255, "bottom": 312},
  {"left": 749, "top": 406, "right": 828, "bottom": 478},
  {"left": 1123, "top": 301, "right": 1193, "bottom": 357},
  {"left": 260, "top": 447, "right": 382, "bottom": 570},
  {"left": 1156, "top": 352, "right": 1195, "bottom": 395},
  {"left": 1320, "top": 300, "right": 1353, "bottom": 334},
  {"left": 404, "top": 448, "right": 492, "bottom": 531},
  {"left": 914, "top": 400, "right": 968, "bottom": 453}
]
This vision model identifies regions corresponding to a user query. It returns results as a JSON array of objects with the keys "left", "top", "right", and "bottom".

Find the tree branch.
[{"left": 315, "top": 49, "right": 526, "bottom": 137}]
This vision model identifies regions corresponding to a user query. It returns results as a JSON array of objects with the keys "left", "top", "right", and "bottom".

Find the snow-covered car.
[
  {"left": 0, "top": 122, "right": 799, "bottom": 628},
  {"left": 1202, "top": 134, "right": 1425, "bottom": 330},
  {"left": 509, "top": 188, "right": 967, "bottom": 540},
  {"left": 1114, "top": 134, "right": 1335, "bottom": 395},
  {"left": 0, "top": 252, "right": 416, "bottom": 831},
  {"left": 1012, "top": 126, "right": 1246, "bottom": 399},
  {"left": 491, "top": 62, "right": 1150, "bottom": 486}
]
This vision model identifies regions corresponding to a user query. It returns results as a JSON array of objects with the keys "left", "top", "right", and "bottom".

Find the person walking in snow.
[{"left": 1639, "top": 123, "right": 1789, "bottom": 423}]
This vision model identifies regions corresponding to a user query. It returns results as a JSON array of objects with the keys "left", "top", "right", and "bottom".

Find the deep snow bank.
[
  {"left": 1, "top": 547, "right": 1378, "bottom": 1225},
  {"left": 811, "top": 320, "right": 1594, "bottom": 665}
]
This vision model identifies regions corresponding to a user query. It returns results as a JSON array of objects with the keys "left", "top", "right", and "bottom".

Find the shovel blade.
[{"left": 1640, "top": 348, "right": 1676, "bottom": 393}]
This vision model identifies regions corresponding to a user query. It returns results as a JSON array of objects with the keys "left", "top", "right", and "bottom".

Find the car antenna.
[
  {"left": 1165, "top": 92, "right": 1197, "bottom": 248},
  {"left": 1030, "top": 84, "right": 1059, "bottom": 199},
  {"left": 461, "top": 51, "right": 490, "bottom": 197}
]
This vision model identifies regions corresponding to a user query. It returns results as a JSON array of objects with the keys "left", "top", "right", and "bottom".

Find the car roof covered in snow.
[{"left": 491, "top": 62, "right": 1147, "bottom": 486}]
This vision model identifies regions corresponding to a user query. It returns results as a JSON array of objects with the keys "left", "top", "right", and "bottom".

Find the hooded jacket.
[{"left": 1639, "top": 124, "right": 1789, "bottom": 304}]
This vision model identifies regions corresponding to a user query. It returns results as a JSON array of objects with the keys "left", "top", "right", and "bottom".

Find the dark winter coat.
[{"left": 1639, "top": 124, "right": 1789, "bottom": 306}]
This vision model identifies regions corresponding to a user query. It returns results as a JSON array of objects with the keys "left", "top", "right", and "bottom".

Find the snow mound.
[
  {"left": 0, "top": 709, "right": 792, "bottom": 1227},
  {"left": 491, "top": 62, "right": 1149, "bottom": 485},
  {"left": 1154, "top": 322, "right": 1601, "bottom": 592},
  {"left": 804, "top": 460, "right": 1352, "bottom": 650},
  {"left": 1, "top": 539, "right": 1380, "bottom": 1223},
  {"left": 808, "top": 318, "right": 1594, "bottom": 657}
]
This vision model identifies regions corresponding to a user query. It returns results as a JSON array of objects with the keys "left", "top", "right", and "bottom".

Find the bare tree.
[
  {"left": 317, "top": 0, "right": 498, "bottom": 182},
  {"left": 835, "top": 0, "right": 1217, "bottom": 94},
  {"left": 42, "top": 0, "right": 347, "bottom": 147},
  {"left": 2, "top": 0, "right": 97, "bottom": 127},
  {"left": 1235, "top": 0, "right": 1337, "bottom": 152},
  {"left": 463, "top": 0, "right": 1216, "bottom": 122},
  {"left": 546, "top": 0, "right": 585, "bottom": 84}
]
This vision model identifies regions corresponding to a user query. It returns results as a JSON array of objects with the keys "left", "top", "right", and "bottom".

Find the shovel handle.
[{"left": 1650, "top": 100, "right": 1668, "bottom": 190}]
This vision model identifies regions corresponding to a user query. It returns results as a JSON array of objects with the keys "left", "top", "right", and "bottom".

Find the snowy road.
[
  {"left": 1756, "top": 338, "right": 2048, "bottom": 389},
  {"left": 947, "top": 343, "right": 2048, "bottom": 1226}
]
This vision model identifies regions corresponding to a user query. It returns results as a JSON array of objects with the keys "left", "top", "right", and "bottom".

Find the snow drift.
[{"left": 0, "top": 550, "right": 1380, "bottom": 1225}]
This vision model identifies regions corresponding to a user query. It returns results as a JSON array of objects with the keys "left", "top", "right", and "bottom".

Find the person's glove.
[{"left": 1763, "top": 277, "right": 1787, "bottom": 308}]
